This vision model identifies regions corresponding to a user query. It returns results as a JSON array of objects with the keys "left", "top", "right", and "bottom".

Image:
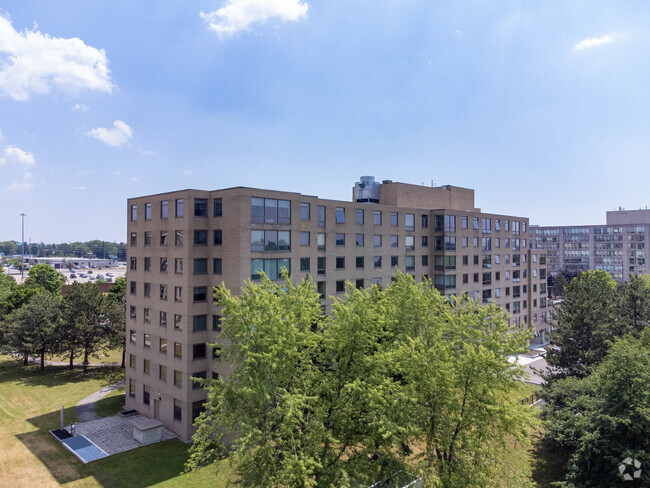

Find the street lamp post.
[{"left": 20, "top": 213, "right": 26, "bottom": 281}]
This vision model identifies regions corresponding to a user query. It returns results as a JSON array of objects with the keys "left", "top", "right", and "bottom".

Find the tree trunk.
[
  {"left": 121, "top": 348, "right": 125, "bottom": 369},
  {"left": 23, "top": 353, "right": 28, "bottom": 366},
  {"left": 83, "top": 348, "right": 89, "bottom": 374},
  {"left": 40, "top": 350, "right": 45, "bottom": 370},
  {"left": 69, "top": 350, "right": 74, "bottom": 369}
]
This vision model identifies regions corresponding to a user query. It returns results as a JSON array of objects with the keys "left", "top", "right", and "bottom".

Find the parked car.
[
  {"left": 88, "top": 270, "right": 93, "bottom": 274},
  {"left": 89, "top": 275, "right": 96, "bottom": 280},
  {"left": 79, "top": 273, "right": 88, "bottom": 278},
  {"left": 106, "top": 272, "right": 115, "bottom": 277},
  {"left": 70, "top": 274, "right": 77, "bottom": 279},
  {"left": 96, "top": 274, "right": 105, "bottom": 280},
  {"left": 107, "top": 277, "right": 113, "bottom": 282}
]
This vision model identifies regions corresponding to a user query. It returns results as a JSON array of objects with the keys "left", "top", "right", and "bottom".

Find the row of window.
[
  {"left": 129, "top": 257, "right": 222, "bottom": 275},
  {"left": 130, "top": 229, "right": 223, "bottom": 247},
  {"left": 130, "top": 198, "right": 223, "bottom": 222},
  {"left": 128, "top": 379, "right": 207, "bottom": 423},
  {"left": 128, "top": 336, "right": 220, "bottom": 362},
  {"left": 434, "top": 215, "right": 526, "bottom": 235}
]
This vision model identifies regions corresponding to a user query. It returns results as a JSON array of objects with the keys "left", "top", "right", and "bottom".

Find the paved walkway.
[
  {"left": 73, "top": 414, "right": 177, "bottom": 455},
  {"left": 76, "top": 380, "right": 125, "bottom": 422}
]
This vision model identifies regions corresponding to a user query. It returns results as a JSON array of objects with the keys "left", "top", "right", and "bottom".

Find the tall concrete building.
[
  {"left": 533, "top": 208, "right": 650, "bottom": 283},
  {"left": 125, "top": 177, "right": 549, "bottom": 440}
]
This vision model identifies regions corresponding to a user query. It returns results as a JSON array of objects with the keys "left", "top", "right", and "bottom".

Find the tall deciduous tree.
[
  {"left": 107, "top": 276, "right": 126, "bottom": 368},
  {"left": 188, "top": 272, "right": 535, "bottom": 487},
  {"left": 547, "top": 270, "right": 619, "bottom": 379},
  {"left": 617, "top": 274, "right": 650, "bottom": 336},
  {"left": 61, "top": 282, "right": 111, "bottom": 373},
  {"left": 24, "top": 263, "right": 66, "bottom": 294}
]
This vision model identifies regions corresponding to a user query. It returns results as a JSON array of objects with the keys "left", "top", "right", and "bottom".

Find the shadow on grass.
[
  {"left": 19, "top": 407, "right": 195, "bottom": 488},
  {"left": 529, "top": 432, "right": 567, "bottom": 488},
  {"left": 94, "top": 392, "right": 125, "bottom": 418},
  {"left": 0, "top": 359, "right": 123, "bottom": 389}
]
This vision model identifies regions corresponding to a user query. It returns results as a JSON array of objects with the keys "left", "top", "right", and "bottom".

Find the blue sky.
[{"left": 1, "top": 1, "right": 649, "bottom": 243}]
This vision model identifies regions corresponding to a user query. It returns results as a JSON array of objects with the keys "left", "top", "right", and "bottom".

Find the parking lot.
[{"left": 3, "top": 264, "right": 127, "bottom": 285}]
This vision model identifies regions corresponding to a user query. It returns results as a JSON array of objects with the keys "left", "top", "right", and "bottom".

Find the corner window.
[
  {"left": 336, "top": 207, "right": 345, "bottom": 224},
  {"left": 213, "top": 198, "right": 222, "bottom": 217},
  {"left": 161, "top": 200, "right": 168, "bottom": 219},
  {"left": 213, "top": 230, "right": 222, "bottom": 245},
  {"left": 193, "top": 286, "right": 207, "bottom": 302},
  {"left": 194, "top": 198, "right": 208, "bottom": 217},
  {"left": 130, "top": 205, "right": 137, "bottom": 222},
  {"left": 175, "top": 198, "right": 184, "bottom": 218},
  {"left": 193, "top": 315, "right": 207, "bottom": 332},
  {"left": 145, "top": 203, "right": 152, "bottom": 221}
]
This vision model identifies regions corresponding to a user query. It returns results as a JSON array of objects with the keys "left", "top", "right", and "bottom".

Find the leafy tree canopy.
[{"left": 24, "top": 263, "right": 66, "bottom": 295}]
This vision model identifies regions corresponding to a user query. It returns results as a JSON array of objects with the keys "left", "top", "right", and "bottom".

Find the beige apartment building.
[{"left": 125, "top": 177, "right": 549, "bottom": 440}]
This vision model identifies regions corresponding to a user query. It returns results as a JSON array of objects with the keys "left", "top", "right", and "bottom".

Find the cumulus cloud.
[
  {"left": 200, "top": 0, "right": 308, "bottom": 37},
  {"left": 87, "top": 120, "right": 132, "bottom": 147},
  {"left": 574, "top": 34, "right": 614, "bottom": 51},
  {"left": 5, "top": 182, "right": 34, "bottom": 192},
  {"left": 0, "top": 14, "right": 114, "bottom": 101},
  {"left": 0, "top": 145, "right": 35, "bottom": 166}
]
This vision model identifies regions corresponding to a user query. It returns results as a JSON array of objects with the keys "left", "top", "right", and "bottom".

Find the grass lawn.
[
  {"left": 0, "top": 355, "right": 230, "bottom": 488},
  {"left": 93, "top": 387, "right": 125, "bottom": 418},
  {"left": 46, "top": 348, "right": 124, "bottom": 366}
]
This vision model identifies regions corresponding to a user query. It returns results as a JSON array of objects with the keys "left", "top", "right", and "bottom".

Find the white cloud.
[
  {"left": 200, "top": 0, "right": 308, "bottom": 38},
  {"left": 574, "top": 34, "right": 614, "bottom": 51},
  {"left": 4, "top": 182, "right": 34, "bottom": 192},
  {"left": 0, "top": 15, "right": 114, "bottom": 101},
  {"left": 181, "top": 169, "right": 194, "bottom": 175},
  {"left": 0, "top": 145, "right": 35, "bottom": 166},
  {"left": 87, "top": 120, "right": 132, "bottom": 147},
  {"left": 71, "top": 103, "right": 89, "bottom": 111}
]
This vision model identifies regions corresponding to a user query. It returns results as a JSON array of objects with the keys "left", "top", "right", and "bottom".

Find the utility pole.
[{"left": 20, "top": 213, "right": 26, "bottom": 282}]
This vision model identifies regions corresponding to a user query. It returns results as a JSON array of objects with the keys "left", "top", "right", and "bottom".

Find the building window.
[
  {"left": 193, "top": 343, "right": 207, "bottom": 360},
  {"left": 174, "top": 342, "right": 182, "bottom": 358},
  {"left": 175, "top": 230, "right": 183, "bottom": 246},
  {"left": 250, "top": 258, "right": 291, "bottom": 280},
  {"left": 174, "top": 371, "right": 182, "bottom": 388},
  {"left": 161, "top": 200, "right": 168, "bottom": 219},
  {"left": 300, "top": 202, "right": 310, "bottom": 220},
  {"left": 192, "top": 400, "right": 205, "bottom": 420},
  {"left": 482, "top": 218, "right": 491, "bottom": 234},
  {"left": 336, "top": 257, "right": 345, "bottom": 269},
  {"left": 422, "top": 255, "right": 428, "bottom": 266},
  {"left": 300, "top": 231, "right": 310, "bottom": 246},
  {"left": 317, "top": 233, "right": 325, "bottom": 251},
  {"left": 144, "top": 203, "right": 152, "bottom": 221},
  {"left": 160, "top": 258, "right": 168, "bottom": 273},
  {"left": 212, "top": 344, "right": 222, "bottom": 360},
  {"left": 130, "top": 306, "right": 136, "bottom": 319},
  {"left": 422, "top": 236, "right": 428, "bottom": 247},
  {"left": 130, "top": 205, "right": 137, "bottom": 222},
  {"left": 144, "top": 257, "right": 151, "bottom": 271},
  {"left": 175, "top": 258, "right": 183, "bottom": 273},
  {"left": 356, "top": 256, "right": 364, "bottom": 269},
  {"left": 374, "top": 211, "right": 382, "bottom": 225},
  {"left": 374, "top": 256, "right": 382, "bottom": 268},
  {"left": 174, "top": 314, "right": 182, "bottom": 330},
  {"left": 473, "top": 217, "right": 479, "bottom": 230},
  {"left": 130, "top": 257, "right": 137, "bottom": 270},
  {"left": 405, "top": 213, "right": 415, "bottom": 231},
  {"left": 356, "top": 234, "right": 364, "bottom": 247},
  {"left": 130, "top": 232, "right": 137, "bottom": 246},
  {"left": 194, "top": 198, "right": 208, "bottom": 217},
  {"left": 160, "top": 337, "right": 167, "bottom": 353},
  {"left": 336, "top": 207, "right": 345, "bottom": 223},
  {"left": 144, "top": 283, "right": 151, "bottom": 297},
  {"left": 374, "top": 234, "right": 382, "bottom": 247},
  {"left": 213, "top": 230, "right": 222, "bottom": 245},
  {"left": 391, "top": 235, "right": 398, "bottom": 248},
  {"left": 159, "top": 365, "right": 167, "bottom": 381},
  {"left": 160, "top": 230, "right": 168, "bottom": 246},
  {"left": 317, "top": 257, "right": 325, "bottom": 275},
  {"left": 318, "top": 206, "right": 325, "bottom": 227},
  {"left": 174, "top": 286, "right": 182, "bottom": 302},
  {"left": 251, "top": 197, "right": 291, "bottom": 224},
  {"left": 213, "top": 198, "right": 223, "bottom": 217},
  {"left": 300, "top": 257, "right": 310, "bottom": 271},
  {"left": 194, "top": 258, "right": 208, "bottom": 275},
  {"left": 336, "top": 280, "right": 345, "bottom": 293},
  {"left": 192, "top": 373, "right": 206, "bottom": 390},
  {"left": 129, "top": 354, "right": 136, "bottom": 368},
  {"left": 130, "top": 281, "right": 136, "bottom": 295},
  {"left": 144, "top": 308, "right": 151, "bottom": 324},
  {"left": 194, "top": 230, "right": 208, "bottom": 245},
  {"left": 176, "top": 199, "right": 184, "bottom": 218},
  {"left": 462, "top": 216, "right": 468, "bottom": 229},
  {"left": 143, "top": 385, "right": 150, "bottom": 405},
  {"left": 143, "top": 359, "right": 150, "bottom": 374},
  {"left": 406, "top": 236, "right": 415, "bottom": 251},
  {"left": 194, "top": 286, "right": 207, "bottom": 302},
  {"left": 193, "top": 315, "right": 207, "bottom": 332},
  {"left": 213, "top": 258, "right": 222, "bottom": 275},
  {"left": 251, "top": 230, "right": 291, "bottom": 251},
  {"left": 391, "top": 212, "right": 398, "bottom": 226},
  {"left": 143, "top": 231, "right": 152, "bottom": 246},
  {"left": 130, "top": 329, "right": 136, "bottom": 343},
  {"left": 317, "top": 281, "right": 326, "bottom": 298},
  {"left": 336, "top": 233, "right": 345, "bottom": 246},
  {"left": 405, "top": 256, "right": 415, "bottom": 271},
  {"left": 355, "top": 279, "right": 364, "bottom": 289},
  {"left": 391, "top": 256, "right": 398, "bottom": 267},
  {"left": 213, "top": 315, "right": 222, "bottom": 332},
  {"left": 422, "top": 215, "right": 429, "bottom": 228},
  {"left": 356, "top": 209, "right": 364, "bottom": 225}
]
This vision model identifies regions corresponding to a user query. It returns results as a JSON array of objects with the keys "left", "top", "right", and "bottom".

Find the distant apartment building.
[
  {"left": 532, "top": 208, "right": 650, "bottom": 283},
  {"left": 125, "top": 177, "right": 549, "bottom": 440}
]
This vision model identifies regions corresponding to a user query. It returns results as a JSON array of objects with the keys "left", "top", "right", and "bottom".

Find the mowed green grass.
[{"left": 0, "top": 355, "right": 230, "bottom": 488}]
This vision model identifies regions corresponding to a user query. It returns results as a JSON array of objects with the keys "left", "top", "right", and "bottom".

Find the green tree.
[
  {"left": 4, "top": 293, "right": 61, "bottom": 369},
  {"left": 541, "top": 331, "right": 650, "bottom": 487},
  {"left": 546, "top": 270, "right": 619, "bottom": 379},
  {"left": 107, "top": 277, "right": 126, "bottom": 368},
  {"left": 24, "top": 263, "right": 66, "bottom": 294},
  {"left": 617, "top": 274, "right": 650, "bottom": 335},
  {"left": 61, "top": 282, "right": 112, "bottom": 373},
  {"left": 188, "top": 272, "right": 536, "bottom": 487}
]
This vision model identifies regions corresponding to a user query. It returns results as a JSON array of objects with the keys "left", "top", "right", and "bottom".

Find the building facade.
[
  {"left": 532, "top": 208, "right": 650, "bottom": 283},
  {"left": 125, "top": 178, "right": 549, "bottom": 440}
]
